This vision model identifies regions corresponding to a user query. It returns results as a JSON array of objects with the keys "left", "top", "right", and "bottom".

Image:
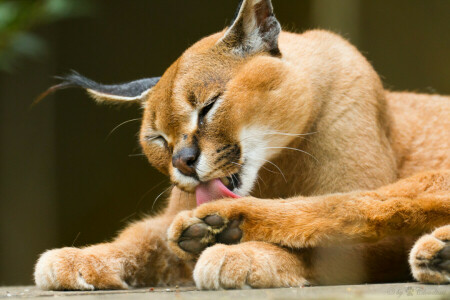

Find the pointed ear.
[
  {"left": 220, "top": 0, "right": 281, "bottom": 56},
  {"left": 34, "top": 71, "right": 160, "bottom": 106}
]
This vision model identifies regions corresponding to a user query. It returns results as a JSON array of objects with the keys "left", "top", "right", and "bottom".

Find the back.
[{"left": 387, "top": 92, "right": 450, "bottom": 178}]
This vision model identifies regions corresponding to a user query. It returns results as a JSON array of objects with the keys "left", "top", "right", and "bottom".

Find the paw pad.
[
  {"left": 178, "top": 215, "right": 242, "bottom": 254},
  {"left": 410, "top": 225, "right": 450, "bottom": 283}
]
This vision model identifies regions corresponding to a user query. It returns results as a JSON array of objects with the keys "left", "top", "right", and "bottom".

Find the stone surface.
[{"left": 1, "top": 283, "right": 449, "bottom": 300}]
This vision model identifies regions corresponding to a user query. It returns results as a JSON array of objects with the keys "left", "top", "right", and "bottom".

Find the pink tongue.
[{"left": 195, "top": 179, "right": 240, "bottom": 206}]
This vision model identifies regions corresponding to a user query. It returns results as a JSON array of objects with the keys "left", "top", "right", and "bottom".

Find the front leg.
[
  {"left": 35, "top": 188, "right": 196, "bottom": 290},
  {"left": 168, "top": 170, "right": 449, "bottom": 258}
]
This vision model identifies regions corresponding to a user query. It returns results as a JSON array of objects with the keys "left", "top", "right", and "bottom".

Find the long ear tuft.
[
  {"left": 220, "top": 0, "right": 281, "bottom": 56},
  {"left": 33, "top": 71, "right": 160, "bottom": 106}
]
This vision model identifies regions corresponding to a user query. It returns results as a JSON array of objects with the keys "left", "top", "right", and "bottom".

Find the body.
[{"left": 34, "top": 0, "right": 449, "bottom": 290}]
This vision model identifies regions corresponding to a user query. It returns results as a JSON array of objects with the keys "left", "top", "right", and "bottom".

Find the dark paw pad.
[
  {"left": 178, "top": 215, "right": 242, "bottom": 254},
  {"left": 217, "top": 220, "right": 242, "bottom": 244},
  {"left": 204, "top": 215, "right": 225, "bottom": 227},
  {"left": 432, "top": 242, "right": 450, "bottom": 272}
]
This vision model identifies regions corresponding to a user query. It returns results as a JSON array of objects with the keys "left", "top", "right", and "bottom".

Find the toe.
[
  {"left": 217, "top": 220, "right": 242, "bottom": 244},
  {"left": 178, "top": 223, "right": 210, "bottom": 254},
  {"left": 204, "top": 215, "right": 225, "bottom": 227},
  {"left": 410, "top": 232, "right": 450, "bottom": 283},
  {"left": 435, "top": 242, "right": 450, "bottom": 272},
  {"left": 179, "top": 239, "right": 207, "bottom": 253},
  {"left": 182, "top": 223, "right": 209, "bottom": 239},
  {"left": 433, "top": 225, "right": 450, "bottom": 241}
]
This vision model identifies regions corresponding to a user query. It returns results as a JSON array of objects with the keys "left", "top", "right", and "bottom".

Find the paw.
[
  {"left": 193, "top": 242, "right": 308, "bottom": 290},
  {"left": 409, "top": 225, "right": 450, "bottom": 283},
  {"left": 168, "top": 210, "right": 242, "bottom": 260},
  {"left": 34, "top": 247, "right": 128, "bottom": 290}
]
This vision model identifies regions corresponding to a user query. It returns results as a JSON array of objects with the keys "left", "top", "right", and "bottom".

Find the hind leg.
[{"left": 409, "top": 225, "right": 450, "bottom": 283}]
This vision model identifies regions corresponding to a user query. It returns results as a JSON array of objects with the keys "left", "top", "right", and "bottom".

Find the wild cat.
[{"left": 35, "top": 0, "right": 449, "bottom": 290}]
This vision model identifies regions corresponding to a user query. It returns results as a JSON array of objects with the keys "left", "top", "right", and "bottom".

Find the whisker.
[
  {"left": 257, "top": 175, "right": 267, "bottom": 187},
  {"left": 252, "top": 157, "right": 287, "bottom": 183},
  {"left": 105, "top": 118, "right": 141, "bottom": 140},
  {"left": 234, "top": 159, "right": 279, "bottom": 179},
  {"left": 151, "top": 185, "right": 173, "bottom": 212},
  {"left": 136, "top": 179, "right": 167, "bottom": 209},
  {"left": 71, "top": 232, "right": 81, "bottom": 247},
  {"left": 264, "top": 130, "right": 318, "bottom": 137},
  {"left": 239, "top": 130, "right": 317, "bottom": 144},
  {"left": 230, "top": 161, "right": 243, "bottom": 167},
  {"left": 226, "top": 171, "right": 237, "bottom": 190},
  {"left": 263, "top": 146, "right": 319, "bottom": 162},
  {"left": 120, "top": 212, "right": 137, "bottom": 223},
  {"left": 255, "top": 176, "right": 263, "bottom": 195}
]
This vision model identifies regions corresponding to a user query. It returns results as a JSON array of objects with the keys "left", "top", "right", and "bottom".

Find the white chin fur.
[
  {"left": 173, "top": 126, "right": 280, "bottom": 197},
  {"left": 172, "top": 168, "right": 199, "bottom": 191}
]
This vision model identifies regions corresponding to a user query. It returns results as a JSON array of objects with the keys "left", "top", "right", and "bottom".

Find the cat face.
[{"left": 140, "top": 33, "right": 289, "bottom": 196}]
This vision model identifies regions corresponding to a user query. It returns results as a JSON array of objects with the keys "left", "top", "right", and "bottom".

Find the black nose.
[{"left": 172, "top": 146, "right": 199, "bottom": 176}]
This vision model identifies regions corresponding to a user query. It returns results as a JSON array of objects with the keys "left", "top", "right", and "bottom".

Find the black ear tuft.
[{"left": 34, "top": 71, "right": 160, "bottom": 106}]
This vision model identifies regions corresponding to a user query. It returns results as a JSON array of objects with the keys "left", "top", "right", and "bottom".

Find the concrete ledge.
[{"left": 1, "top": 283, "right": 449, "bottom": 299}]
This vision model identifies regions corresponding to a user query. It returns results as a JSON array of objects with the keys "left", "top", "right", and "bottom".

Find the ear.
[
  {"left": 220, "top": 0, "right": 281, "bottom": 56},
  {"left": 34, "top": 71, "right": 160, "bottom": 106}
]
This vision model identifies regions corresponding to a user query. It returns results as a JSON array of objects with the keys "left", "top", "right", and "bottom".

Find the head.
[{"left": 41, "top": 0, "right": 312, "bottom": 200}]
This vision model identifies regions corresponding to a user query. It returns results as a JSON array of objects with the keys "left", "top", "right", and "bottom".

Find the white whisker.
[
  {"left": 230, "top": 161, "right": 243, "bottom": 167},
  {"left": 263, "top": 146, "right": 319, "bottom": 162},
  {"left": 239, "top": 130, "right": 317, "bottom": 144},
  {"left": 136, "top": 179, "right": 167, "bottom": 209},
  {"left": 252, "top": 157, "right": 287, "bottom": 183},
  {"left": 106, "top": 118, "right": 141, "bottom": 140},
  {"left": 264, "top": 130, "right": 318, "bottom": 137},
  {"left": 226, "top": 171, "right": 237, "bottom": 190},
  {"left": 151, "top": 185, "right": 173, "bottom": 212},
  {"left": 255, "top": 176, "right": 262, "bottom": 195}
]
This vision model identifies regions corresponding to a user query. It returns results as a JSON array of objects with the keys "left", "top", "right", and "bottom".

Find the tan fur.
[{"left": 35, "top": 0, "right": 449, "bottom": 290}]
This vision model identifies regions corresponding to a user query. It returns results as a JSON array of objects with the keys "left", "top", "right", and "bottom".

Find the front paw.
[
  {"left": 409, "top": 225, "right": 450, "bottom": 284},
  {"left": 167, "top": 203, "right": 245, "bottom": 260},
  {"left": 34, "top": 247, "right": 128, "bottom": 290},
  {"left": 194, "top": 242, "right": 309, "bottom": 289}
]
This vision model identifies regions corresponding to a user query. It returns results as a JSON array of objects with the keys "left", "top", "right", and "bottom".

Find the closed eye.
[
  {"left": 199, "top": 94, "right": 221, "bottom": 126},
  {"left": 145, "top": 135, "right": 168, "bottom": 147}
]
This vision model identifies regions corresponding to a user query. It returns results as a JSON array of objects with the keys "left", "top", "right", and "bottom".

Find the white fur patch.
[
  {"left": 196, "top": 154, "right": 210, "bottom": 182},
  {"left": 234, "top": 127, "right": 271, "bottom": 196},
  {"left": 76, "top": 273, "right": 95, "bottom": 291},
  {"left": 188, "top": 110, "right": 199, "bottom": 133},
  {"left": 173, "top": 168, "right": 199, "bottom": 189},
  {"left": 87, "top": 88, "right": 150, "bottom": 103},
  {"left": 205, "top": 97, "right": 224, "bottom": 124},
  {"left": 34, "top": 249, "right": 59, "bottom": 290}
]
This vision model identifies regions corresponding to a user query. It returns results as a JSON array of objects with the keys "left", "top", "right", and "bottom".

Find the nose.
[{"left": 172, "top": 146, "right": 200, "bottom": 177}]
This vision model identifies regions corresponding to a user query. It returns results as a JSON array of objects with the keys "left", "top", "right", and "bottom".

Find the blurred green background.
[{"left": 0, "top": 0, "right": 449, "bottom": 285}]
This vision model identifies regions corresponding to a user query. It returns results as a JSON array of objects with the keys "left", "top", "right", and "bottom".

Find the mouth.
[{"left": 195, "top": 173, "right": 241, "bottom": 206}]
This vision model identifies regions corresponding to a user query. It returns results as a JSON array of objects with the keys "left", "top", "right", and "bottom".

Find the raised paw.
[
  {"left": 409, "top": 225, "right": 450, "bottom": 283},
  {"left": 168, "top": 210, "right": 243, "bottom": 260},
  {"left": 34, "top": 247, "right": 128, "bottom": 290}
]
